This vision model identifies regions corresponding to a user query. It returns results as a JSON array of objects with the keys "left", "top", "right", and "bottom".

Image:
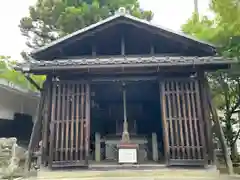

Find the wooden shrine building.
[{"left": 16, "top": 9, "right": 233, "bottom": 169}]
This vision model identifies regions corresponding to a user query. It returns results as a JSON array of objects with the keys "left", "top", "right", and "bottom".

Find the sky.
[{"left": 0, "top": 0, "right": 211, "bottom": 60}]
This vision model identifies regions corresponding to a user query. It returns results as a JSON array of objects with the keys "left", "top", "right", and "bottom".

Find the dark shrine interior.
[
  {"left": 0, "top": 113, "right": 33, "bottom": 148},
  {"left": 90, "top": 80, "right": 164, "bottom": 159}
]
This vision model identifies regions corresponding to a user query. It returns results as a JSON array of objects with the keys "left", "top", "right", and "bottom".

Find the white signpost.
[{"left": 118, "top": 148, "right": 137, "bottom": 164}]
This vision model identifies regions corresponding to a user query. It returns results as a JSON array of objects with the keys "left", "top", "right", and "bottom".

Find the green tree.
[
  {"left": 19, "top": 0, "right": 153, "bottom": 49},
  {"left": 0, "top": 56, "right": 45, "bottom": 91},
  {"left": 182, "top": 0, "right": 240, "bottom": 158}
]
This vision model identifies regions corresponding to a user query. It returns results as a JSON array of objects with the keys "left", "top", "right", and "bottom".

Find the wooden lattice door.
[
  {"left": 48, "top": 81, "right": 90, "bottom": 168},
  {"left": 160, "top": 79, "right": 207, "bottom": 166}
]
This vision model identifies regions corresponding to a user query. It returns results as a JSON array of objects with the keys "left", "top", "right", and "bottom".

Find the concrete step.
[{"left": 36, "top": 167, "right": 221, "bottom": 179}]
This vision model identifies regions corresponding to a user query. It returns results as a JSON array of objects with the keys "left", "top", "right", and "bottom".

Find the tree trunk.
[
  {"left": 230, "top": 111, "right": 240, "bottom": 160},
  {"left": 231, "top": 143, "right": 238, "bottom": 160}
]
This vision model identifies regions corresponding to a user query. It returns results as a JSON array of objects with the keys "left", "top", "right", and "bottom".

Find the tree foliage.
[
  {"left": 0, "top": 56, "right": 45, "bottom": 91},
  {"left": 19, "top": 0, "right": 153, "bottom": 49},
  {"left": 182, "top": 0, "right": 240, "bottom": 157}
]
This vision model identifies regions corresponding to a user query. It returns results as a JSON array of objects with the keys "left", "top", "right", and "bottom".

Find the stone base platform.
[{"left": 33, "top": 165, "right": 222, "bottom": 180}]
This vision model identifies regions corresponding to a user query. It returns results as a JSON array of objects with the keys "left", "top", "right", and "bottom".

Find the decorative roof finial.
[{"left": 118, "top": 7, "right": 126, "bottom": 14}]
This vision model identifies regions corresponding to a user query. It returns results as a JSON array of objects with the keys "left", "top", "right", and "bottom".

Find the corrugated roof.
[{"left": 31, "top": 12, "right": 215, "bottom": 56}]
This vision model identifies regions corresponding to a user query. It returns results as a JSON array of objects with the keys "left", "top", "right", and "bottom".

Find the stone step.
[{"left": 36, "top": 168, "right": 220, "bottom": 179}]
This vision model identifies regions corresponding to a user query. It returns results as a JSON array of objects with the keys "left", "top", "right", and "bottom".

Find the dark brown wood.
[
  {"left": 70, "top": 83, "right": 74, "bottom": 162},
  {"left": 199, "top": 72, "right": 213, "bottom": 164},
  {"left": 181, "top": 82, "right": 190, "bottom": 159},
  {"left": 119, "top": 19, "right": 214, "bottom": 54},
  {"left": 190, "top": 81, "right": 200, "bottom": 159},
  {"left": 195, "top": 80, "right": 207, "bottom": 164},
  {"left": 161, "top": 78, "right": 207, "bottom": 166},
  {"left": 41, "top": 79, "right": 51, "bottom": 166},
  {"left": 48, "top": 81, "right": 57, "bottom": 168},
  {"left": 75, "top": 84, "right": 80, "bottom": 161},
  {"left": 47, "top": 81, "right": 90, "bottom": 168},
  {"left": 24, "top": 81, "right": 47, "bottom": 172},
  {"left": 43, "top": 76, "right": 53, "bottom": 166},
  {"left": 150, "top": 44, "right": 154, "bottom": 55},
  {"left": 185, "top": 82, "right": 195, "bottom": 159},
  {"left": 176, "top": 82, "right": 184, "bottom": 159},
  {"left": 55, "top": 84, "right": 61, "bottom": 161},
  {"left": 85, "top": 83, "right": 91, "bottom": 164},
  {"left": 166, "top": 82, "right": 174, "bottom": 159},
  {"left": 24, "top": 74, "right": 42, "bottom": 91},
  {"left": 60, "top": 83, "right": 65, "bottom": 162},
  {"left": 121, "top": 35, "right": 125, "bottom": 55},
  {"left": 28, "top": 59, "right": 230, "bottom": 75},
  {"left": 171, "top": 81, "right": 180, "bottom": 159},
  {"left": 66, "top": 83, "right": 70, "bottom": 161},
  {"left": 159, "top": 81, "right": 169, "bottom": 165},
  {"left": 80, "top": 84, "right": 84, "bottom": 161}
]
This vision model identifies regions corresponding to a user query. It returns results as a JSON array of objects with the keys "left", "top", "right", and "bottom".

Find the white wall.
[
  {"left": 0, "top": 80, "right": 40, "bottom": 120},
  {"left": 0, "top": 104, "right": 14, "bottom": 120}
]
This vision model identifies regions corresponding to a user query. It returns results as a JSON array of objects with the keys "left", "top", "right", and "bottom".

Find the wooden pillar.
[
  {"left": 150, "top": 44, "right": 154, "bottom": 55},
  {"left": 95, "top": 132, "right": 101, "bottom": 162},
  {"left": 121, "top": 82, "right": 130, "bottom": 143},
  {"left": 42, "top": 76, "right": 52, "bottom": 166},
  {"left": 48, "top": 78, "right": 57, "bottom": 169},
  {"left": 121, "top": 35, "right": 125, "bottom": 55},
  {"left": 198, "top": 72, "right": 213, "bottom": 164},
  {"left": 24, "top": 81, "right": 46, "bottom": 173},
  {"left": 195, "top": 77, "right": 208, "bottom": 166},
  {"left": 85, "top": 82, "right": 91, "bottom": 165},
  {"left": 152, "top": 132, "right": 158, "bottom": 161},
  {"left": 159, "top": 81, "right": 170, "bottom": 165},
  {"left": 92, "top": 44, "right": 96, "bottom": 56}
]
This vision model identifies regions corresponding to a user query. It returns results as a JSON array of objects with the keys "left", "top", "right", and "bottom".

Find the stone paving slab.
[
  {"left": 18, "top": 176, "right": 240, "bottom": 180},
  {"left": 14, "top": 168, "right": 240, "bottom": 180},
  {"left": 37, "top": 170, "right": 220, "bottom": 179}
]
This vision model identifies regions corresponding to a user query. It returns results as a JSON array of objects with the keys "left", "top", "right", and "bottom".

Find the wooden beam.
[
  {"left": 85, "top": 82, "right": 91, "bottom": 165},
  {"left": 48, "top": 81, "right": 57, "bottom": 169},
  {"left": 24, "top": 73, "right": 42, "bottom": 91},
  {"left": 198, "top": 72, "right": 214, "bottom": 164},
  {"left": 90, "top": 76, "right": 158, "bottom": 82},
  {"left": 159, "top": 81, "right": 170, "bottom": 165},
  {"left": 41, "top": 76, "right": 52, "bottom": 166},
  {"left": 27, "top": 62, "right": 230, "bottom": 74},
  {"left": 92, "top": 44, "right": 96, "bottom": 56},
  {"left": 120, "top": 19, "right": 214, "bottom": 55},
  {"left": 205, "top": 78, "right": 234, "bottom": 174},
  {"left": 33, "top": 20, "right": 120, "bottom": 57},
  {"left": 95, "top": 132, "right": 101, "bottom": 162},
  {"left": 150, "top": 44, "right": 154, "bottom": 55},
  {"left": 121, "top": 35, "right": 125, "bottom": 55},
  {"left": 24, "top": 81, "right": 46, "bottom": 173},
  {"left": 195, "top": 79, "right": 208, "bottom": 166}
]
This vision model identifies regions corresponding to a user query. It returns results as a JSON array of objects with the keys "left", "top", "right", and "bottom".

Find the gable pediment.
[{"left": 31, "top": 13, "right": 216, "bottom": 60}]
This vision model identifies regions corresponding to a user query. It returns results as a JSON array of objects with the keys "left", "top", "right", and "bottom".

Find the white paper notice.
[{"left": 118, "top": 148, "right": 137, "bottom": 163}]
